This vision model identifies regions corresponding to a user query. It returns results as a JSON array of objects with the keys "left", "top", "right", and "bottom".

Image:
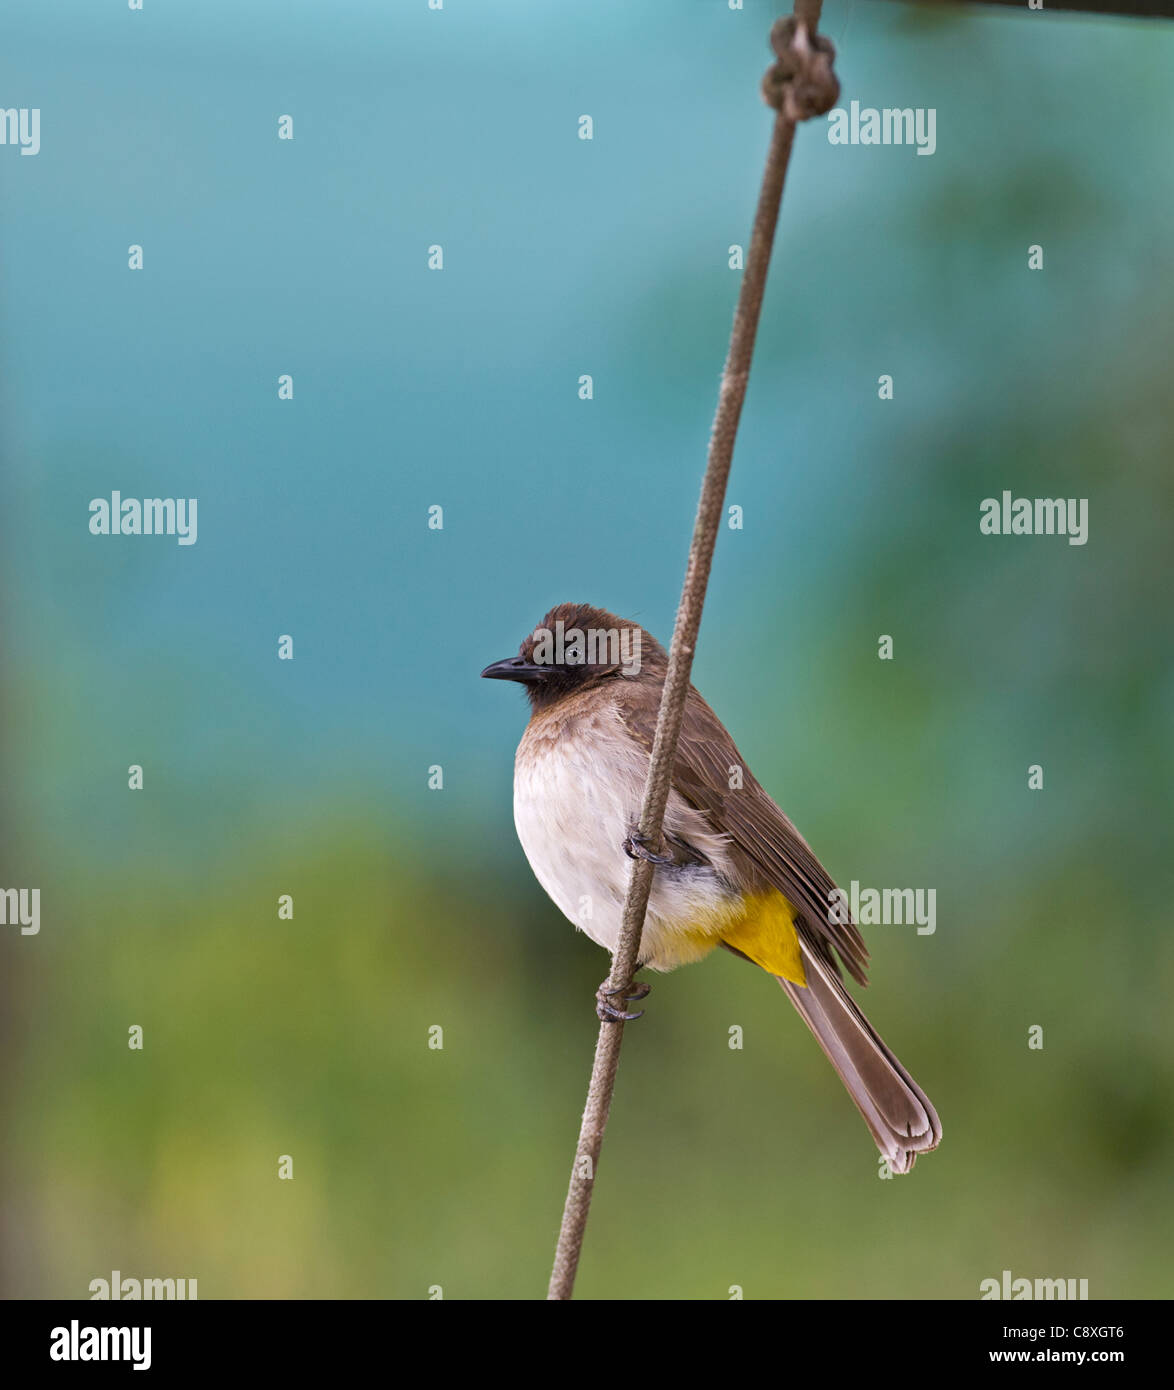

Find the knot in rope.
[{"left": 761, "top": 17, "right": 839, "bottom": 122}]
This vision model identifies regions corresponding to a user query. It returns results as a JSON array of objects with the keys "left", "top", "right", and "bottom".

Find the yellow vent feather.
[{"left": 719, "top": 890, "right": 807, "bottom": 985}]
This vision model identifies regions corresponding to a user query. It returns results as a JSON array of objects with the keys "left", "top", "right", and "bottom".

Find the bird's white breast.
[{"left": 512, "top": 694, "right": 738, "bottom": 971}]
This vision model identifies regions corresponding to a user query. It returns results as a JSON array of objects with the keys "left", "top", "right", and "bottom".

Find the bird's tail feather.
[{"left": 778, "top": 944, "right": 941, "bottom": 1174}]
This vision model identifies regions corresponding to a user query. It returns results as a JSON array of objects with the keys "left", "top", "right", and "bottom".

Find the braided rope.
[{"left": 548, "top": 1, "right": 836, "bottom": 1301}]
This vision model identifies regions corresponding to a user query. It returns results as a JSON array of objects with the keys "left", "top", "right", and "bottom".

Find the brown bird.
[{"left": 482, "top": 602, "right": 941, "bottom": 1173}]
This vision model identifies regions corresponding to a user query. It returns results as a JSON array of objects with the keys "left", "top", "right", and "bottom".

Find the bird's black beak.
[{"left": 480, "top": 655, "right": 546, "bottom": 684}]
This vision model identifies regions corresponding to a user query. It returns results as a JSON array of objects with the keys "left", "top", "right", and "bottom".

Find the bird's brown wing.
[{"left": 618, "top": 683, "right": 870, "bottom": 985}]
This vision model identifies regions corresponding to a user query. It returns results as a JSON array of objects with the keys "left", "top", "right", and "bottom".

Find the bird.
[{"left": 482, "top": 601, "right": 941, "bottom": 1174}]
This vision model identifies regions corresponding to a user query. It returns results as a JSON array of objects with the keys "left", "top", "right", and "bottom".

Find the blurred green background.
[{"left": 2, "top": 0, "right": 1172, "bottom": 1299}]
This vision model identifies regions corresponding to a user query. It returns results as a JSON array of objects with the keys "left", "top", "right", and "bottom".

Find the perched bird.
[{"left": 482, "top": 602, "right": 941, "bottom": 1174}]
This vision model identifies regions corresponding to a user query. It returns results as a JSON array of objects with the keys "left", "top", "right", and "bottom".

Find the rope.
[{"left": 546, "top": 1, "right": 839, "bottom": 1301}]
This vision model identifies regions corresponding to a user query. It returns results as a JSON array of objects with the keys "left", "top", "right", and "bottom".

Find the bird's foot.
[
  {"left": 596, "top": 978, "right": 651, "bottom": 1023},
  {"left": 622, "top": 828, "right": 675, "bottom": 867}
]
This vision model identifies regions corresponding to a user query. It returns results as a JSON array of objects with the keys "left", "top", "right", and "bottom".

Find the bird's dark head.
[{"left": 481, "top": 603, "right": 663, "bottom": 711}]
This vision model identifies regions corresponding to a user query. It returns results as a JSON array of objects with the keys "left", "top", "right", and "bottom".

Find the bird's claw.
[
  {"left": 623, "top": 829, "right": 675, "bottom": 867},
  {"left": 595, "top": 978, "right": 652, "bottom": 1023}
]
